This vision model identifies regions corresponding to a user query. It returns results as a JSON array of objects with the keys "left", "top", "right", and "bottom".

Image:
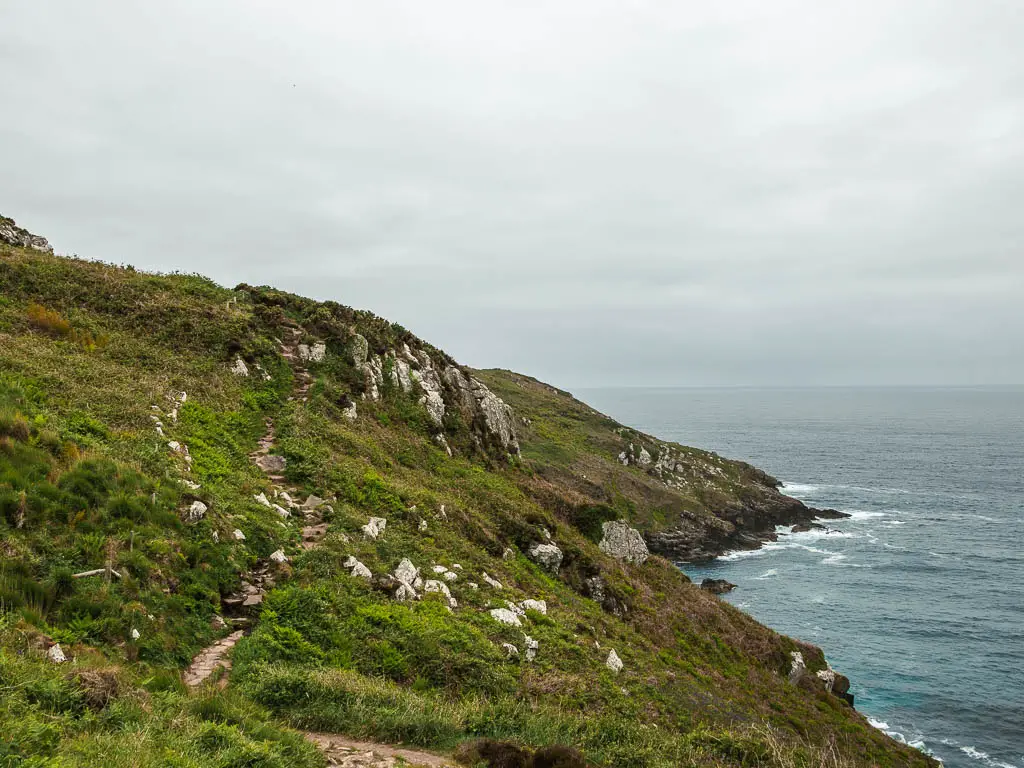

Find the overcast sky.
[{"left": 2, "top": 2, "right": 1021, "bottom": 387}]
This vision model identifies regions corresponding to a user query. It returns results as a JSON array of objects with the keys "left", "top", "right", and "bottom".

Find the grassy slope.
[
  {"left": 473, "top": 370, "right": 810, "bottom": 559},
  {"left": 0, "top": 246, "right": 930, "bottom": 768}
]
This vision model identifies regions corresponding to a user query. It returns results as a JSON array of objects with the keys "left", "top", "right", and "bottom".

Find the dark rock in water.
[{"left": 701, "top": 578, "right": 737, "bottom": 595}]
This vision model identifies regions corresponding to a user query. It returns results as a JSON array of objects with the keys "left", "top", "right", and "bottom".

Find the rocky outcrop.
[
  {"left": 606, "top": 649, "right": 623, "bottom": 674},
  {"left": 352, "top": 335, "right": 519, "bottom": 457},
  {"left": 598, "top": 521, "right": 649, "bottom": 565},
  {"left": 0, "top": 216, "right": 52, "bottom": 253},
  {"left": 527, "top": 542, "right": 563, "bottom": 573},
  {"left": 700, "top": 579, "right": 737, "bottom": 595}
]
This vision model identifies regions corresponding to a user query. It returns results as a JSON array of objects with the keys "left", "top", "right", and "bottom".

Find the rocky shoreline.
[{"left": 647, "top": 487, "right": 849, "bottom": 563}]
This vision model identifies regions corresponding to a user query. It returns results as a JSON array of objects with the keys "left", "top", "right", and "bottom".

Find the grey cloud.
[{"left": 2, "top": 0, "right": 1022, "bottom": 386}]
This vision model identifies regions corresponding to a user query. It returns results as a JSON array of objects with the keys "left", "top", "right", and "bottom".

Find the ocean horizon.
[{"left": 578, "top": 385, "right": 1024, "bottom": 768}]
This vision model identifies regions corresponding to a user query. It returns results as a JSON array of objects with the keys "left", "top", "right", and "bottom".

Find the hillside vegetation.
[{"left": 0, "top": 234, "right": 931, "bottom": 768}]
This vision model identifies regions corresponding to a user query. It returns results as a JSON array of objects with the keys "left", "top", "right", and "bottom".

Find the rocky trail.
[
  {"left": 183, "top": 324, "right": 329, "bottom": 684},
  {"left": 178, "top": 326, "right": 454, "bottom": 767}
]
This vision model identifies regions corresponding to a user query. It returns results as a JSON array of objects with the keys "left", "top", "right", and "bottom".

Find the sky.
[{"left": 2, "top": 1, "right": 1022, "bottom": 387}]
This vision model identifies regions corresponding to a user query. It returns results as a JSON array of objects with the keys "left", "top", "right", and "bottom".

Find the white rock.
[
  {"left": 442, "top": 570, "right": 458, "bottom": 582},
  {"left": 502, "top": 547, "right": 515, "bottom": 561},
  {"left": 351, "top": 561, "right": 373, "bottom": 580},
  {"left": 452, "top": 563, "right": 463, "bottom": 570},
  {"left": 501, "top": 642, "right": 520, "bottom": 658},
  {"left": 212, "top": 530, "right": 219, "bottom": 543},
  {"left": 47, "top": 644, "right": 67, "bottom": 663},
  {"left": 342, "top": 402, "right": 358, "bottom": 421},
  {"left": 350, "top": 334, "right": 369, "bottom": 367},
  {"left": 362, "top": 517, "right": 387, "bottom": 539},
  {"left": 394, "top": 558, "right": 419, "bottom": 585},
  {"left": 424, "top": 579, "right": 457, "bottom": 608},
  {"left": 254, "top": 493, "right": 271, "bottom": 507},
  {"left": 181, "top": 480, "right": 200, "bottom": 490},
  {"left": 618, "top": 451, "right": 629, "bottom": 465},
  {"left": 599, "top": 521, "right": 650, "bottom": 565},
  {"left": 438, "top": 504, "right": 448, "bottom": 520},
  {"left": 273, "top": 504, "right": 290, "bottom": 519},
  {"left": 489, "top": 608, "right": 523, "bottom": 627},
  {"left": 418, "top": 519, "right": 428, "bottom": 531},
  {"left": 187, "top": 500, "right": 207, "bottom": 523},
  {"left": 506, "top": 601, "right": 526, "bottom": 616},
  {"left": 523, "top": 634, "right": 539, "bottom": 662},
  {"left": 528, "top": 543, "right": 563, "bottom": 573},
  {"left": 413, "top": 576, "right": 424, "bottom": 589},
  {"left": 638, "top": 447, "right": 652, "bottom": 466},
  {"left": 302, "top": 494, "right": 324, "bottom": 510},
  {"left": 606, "top": 649, "right": 623, "bottom": 674},
  {"left": 131, "top": 628, "right": 141, "bottom": 640},
  {"left": 789, "top": 651, "right": 806, "bottom": 683},
  {"left": 431, "top": 565, "right": 449, "bottom": 574},
  {"left": 817, "top": 666, "right": 836, "bottom": 692},
  {"left": 232, "top": 529, "right": 246, "bottom": 541},
  {"left": 230, "top": 356, "right": 250, "bottom": 376},
  {"left": 168, "top": 440, "right": 181, "bottom": 452},
  {"left": 467, "top": 582, "right": 479, "bottom": 590},
  {"left": 521, "top": 599, "right": 547, "bottom": 615},
  {"left": 270, "top": 549, "right": 288, "bottom": 563},
  {"left": 481, "top": 572, "right": 503, "bottom": 589},
  {"left": 395, "top": 583, "right": 418, "bottom": 601},
  {"left": 303, "top": 342, "right": 326, "bottom": 362}
]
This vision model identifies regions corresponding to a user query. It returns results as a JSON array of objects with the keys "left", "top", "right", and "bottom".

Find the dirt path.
[
  {"left": 184, "top": 323, "right": 328, "bottom": 688},
  {"left": 181, "top": 327, "right": 447, "bottom": 767},
  {"left": 307, "top": 733, "right": 455, "bottom": 768}
]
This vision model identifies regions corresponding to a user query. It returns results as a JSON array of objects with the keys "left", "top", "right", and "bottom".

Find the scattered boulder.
[
  {"left": 502, "top": 547, "right": 515, "bottom": 561},
  {"left": 269, "top": 549, "right": 288, "bottom": 564},
  {"left": 585, "top": 576, "right": 606, "bottom": 604},
  {"left": 232, "top": 529, "right": 246, "bottom": 541},
  {"left": 344, "top": 556, "right": 373, "bottom": 580},
  {"left": 528, "top": 543, "right": 563, "bottom": 573},
  {"left": 700, "top": 579, "right": 737, "bottom": 595},
  {"left": 47, "top": 643, "right": 67, "bottom": 663},
  {"left": 424, "top": 579, "right": 457, "bottom": 608},
  {"left": 299, "top": 342, "right": 327, "bottom": 362},
  {"left": 394, "top": 582, "right": 418, "bottom": 601},
  {"left": 394, "top": 558, "right": 419, "bottom": 585},
  {"left": 481, "top": 572, "right": 504, "bottom": 589},
  {"left": 489, "top": 608, "right": 523, "bottom": 627},
  {"left": 186, "top": 500, "right": 207, "bottom": 523},
  {"left": 230, "top": 356, "right": 249, "bottom": 376},
  {"left": 362, "top": 517, "right": 387, "bottom": 539},
  {"left": 606, "top": 649, "right": 623, "bottom": 674},
  {"left": 520, "top": 599, "right": 547, "bottom": 615},
  {"left": 303, "top": 494, "right": 325, "bottom": 510},
  {"left": 598, "top": 521, "right": 649, "bottom": 565},
  {"left": 501, "top": 642, "right": 520, "bottom": 659},
  {"left": 254, "top": 493, "right": 271, "bottom": 508},
  {"left": 522, "top": 634, "right": 539, "bottom": 662},
  {"left": 272, "top": 504, "right": 290, "bottom": 519}
]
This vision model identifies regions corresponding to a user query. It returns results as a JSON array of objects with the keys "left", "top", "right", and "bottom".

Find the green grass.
[{"left": 0, "top": 243, "right": 934, "bottom": 768}]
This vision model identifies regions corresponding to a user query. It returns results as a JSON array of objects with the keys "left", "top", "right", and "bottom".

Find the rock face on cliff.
[
  {"left": 351, "top": 336, "right": 519, "bottom": 457},
  {"left": 0, "top": 216, "right": 52, "bottom": 253}
]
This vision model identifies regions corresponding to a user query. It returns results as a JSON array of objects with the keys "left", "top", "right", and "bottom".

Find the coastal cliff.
[{"left": 0, "top": 220, "right": 932, "bottom": 768}]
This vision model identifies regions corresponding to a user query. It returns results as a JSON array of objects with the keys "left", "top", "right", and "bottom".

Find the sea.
[{"left": 577, "top": 386, "right": 1024, "bottom": 768}]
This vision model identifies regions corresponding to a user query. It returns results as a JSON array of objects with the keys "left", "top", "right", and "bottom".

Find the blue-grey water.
[{"left": 577, "top": 387, "right": 1023, "bottom": 768}]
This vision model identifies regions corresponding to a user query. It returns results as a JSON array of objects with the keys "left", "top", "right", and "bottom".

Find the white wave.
[
  {"left": 841, "top": 509, "right": 888, "bottom": 520},
  {"left": 781, "top": 482, "right": 819, "bottom": 494},
  {"left": 883, "top": 542, "right": 908, "bottom": 551},
  {"left": 868, "top": 718, "right": 890, "bottom": 731},
  {"left": 959, "top": 746, "right": 1019, "bottom": 768},
  {"left": 821, "top": 553, "right": 847, "bottom": 565},
  {"left": 884, "top": 520, "right": 907, "bottom": 526},
  {"left": 718, "top": 547, "right": 770, "bottom": 562},
  {"left": 753, "top": 569, "right": 778, "bottom": 580},
  {"left": 784, "top": 527, "right": 856, "bottom": 541}
]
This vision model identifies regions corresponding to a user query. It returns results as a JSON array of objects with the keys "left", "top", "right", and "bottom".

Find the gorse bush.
[{"left": 26, "top": 302, "right": 109, "bottom": 351}]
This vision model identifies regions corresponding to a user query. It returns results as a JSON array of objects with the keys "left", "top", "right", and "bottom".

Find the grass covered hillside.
[
  {"left": 472, "top": 371, "right": 840, "bottom": 562},
  {"left": 0, "top": 234, "right": 931, "bottom": 768}
]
